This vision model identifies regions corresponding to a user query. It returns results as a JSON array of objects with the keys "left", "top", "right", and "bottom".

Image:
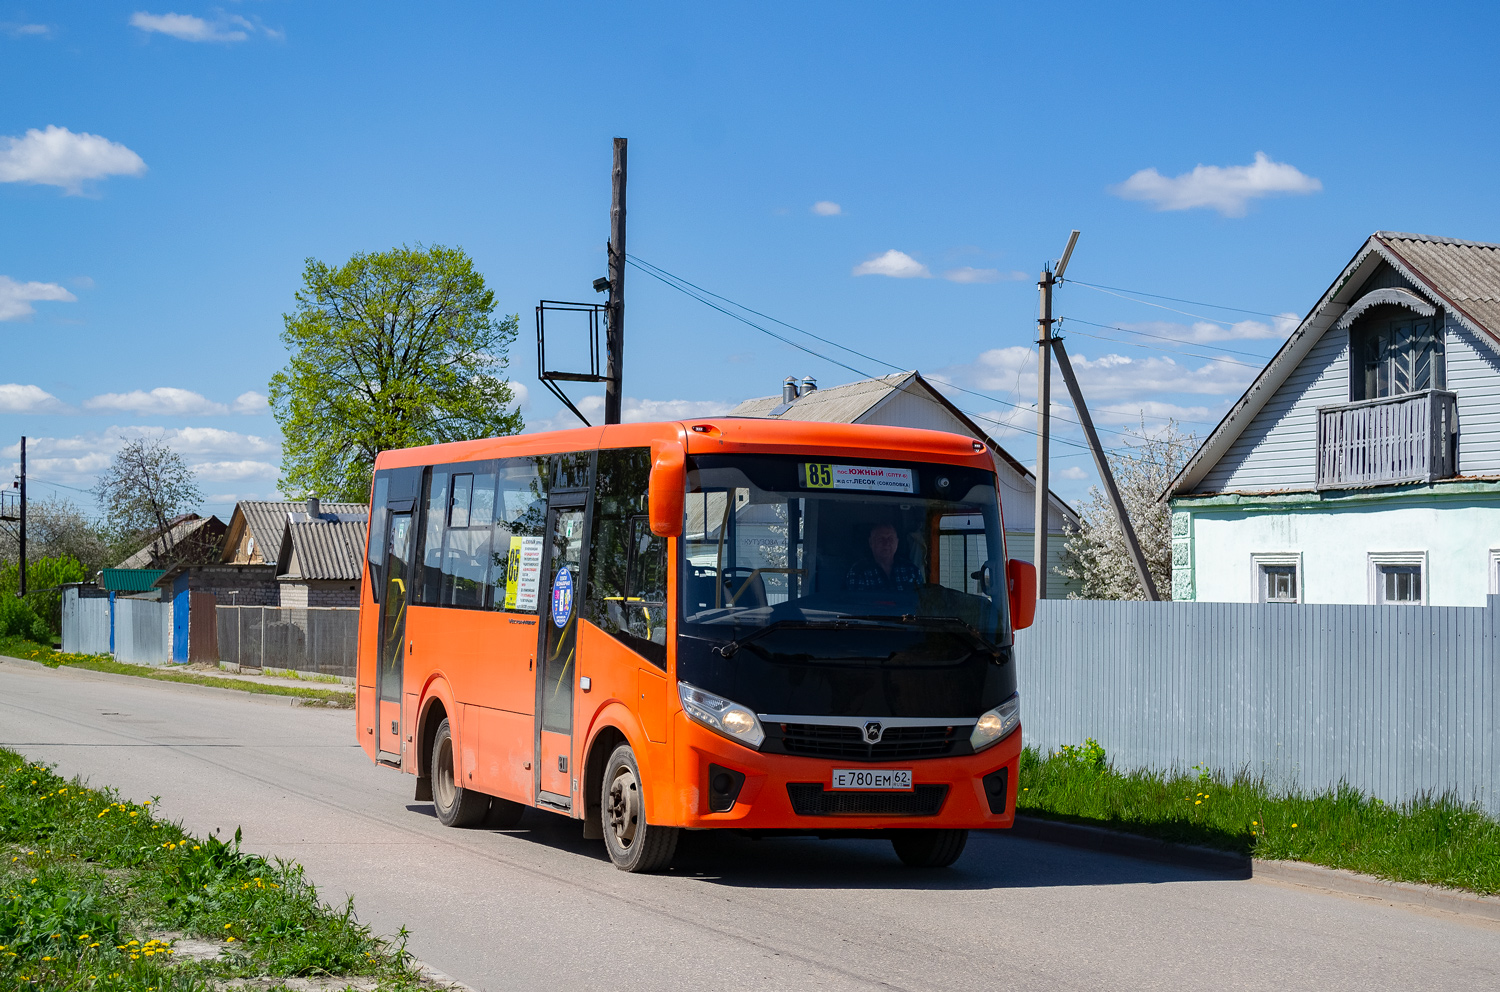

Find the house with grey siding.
[{"left": 1167, "top": 231, "right": 1500, "bottom": 606}]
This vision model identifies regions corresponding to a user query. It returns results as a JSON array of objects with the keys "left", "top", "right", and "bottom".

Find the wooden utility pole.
[
  {"left": 1051, "top": 339, "right": 1160, "bottom": 600},
  {"left": 1034, "top": 230, "right": 1078, "bottom": 600},
  {"left": 604, "top": 137, "right": 627, "bottom": 425}
]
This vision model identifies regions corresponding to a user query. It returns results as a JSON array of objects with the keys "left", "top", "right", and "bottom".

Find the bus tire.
[
  {"left": 431, "top": 717, "right": 488, "bottom": 828},
  {"left": 485, "top": 797, "right": 526, "bottom": 829},
  {"left": 601, "top": 744, "right": 678, "bottom": 873},
  {"left": 891, "top": 829, "right": 969, "bottom": 867}
]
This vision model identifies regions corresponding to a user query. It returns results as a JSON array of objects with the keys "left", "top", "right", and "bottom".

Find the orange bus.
[{"left": 356, "top": 418, "right": 1036, "bottom": 872}]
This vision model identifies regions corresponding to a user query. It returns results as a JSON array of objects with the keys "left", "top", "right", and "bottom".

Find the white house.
[
  {"left": 1167, "top": 231, "right": 1500, "bottom": 606},
  {"left": 730, "top": 371, "right": 1081, "bottom": 597}
]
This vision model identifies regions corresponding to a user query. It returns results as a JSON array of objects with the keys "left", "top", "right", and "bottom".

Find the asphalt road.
[{"left": 2, "top": 658, "right": 1497, "bottom": 992}]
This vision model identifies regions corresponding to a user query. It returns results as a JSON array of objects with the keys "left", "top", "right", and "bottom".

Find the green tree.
[{"left": 269, "top": 244, "right": 523, "bottom": 502}]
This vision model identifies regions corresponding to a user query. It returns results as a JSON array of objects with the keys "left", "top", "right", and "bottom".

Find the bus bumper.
[{"left": 669, "top": 716, "right": 1023, "bottom": 831}]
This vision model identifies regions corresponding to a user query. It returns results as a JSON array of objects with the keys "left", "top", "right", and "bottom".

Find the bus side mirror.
[
  {"left": 1006, "top": 559, "right": 1036, "bottom": 631},
  {"left": 649, "top": 442, "right": 685, "bottom": 537}
]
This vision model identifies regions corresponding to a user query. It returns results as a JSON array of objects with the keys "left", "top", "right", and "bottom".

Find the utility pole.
[
  {"left": 17, "top": 436, "right": 25, "bottom": 598},
  {"left": 604, "top": 137, "right": 627, "bottom": 425},
  {"left": 1033, "top": 230, "right": 1078, "bottom": 600},
  {"left": 1051, "top": 339, "right": 1160, "bottom": 600}
]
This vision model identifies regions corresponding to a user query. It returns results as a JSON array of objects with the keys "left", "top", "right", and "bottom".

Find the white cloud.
[
  {"left": 812, "top": 201, "right": 842, "bottom": 216},
  {"left": 525, "top": 395, "right": 734, "bottom": 434},
  {"left": 0, "top": 276, "right": 75, "bottom": 320},
  {"left": 193, "top": 459, "right": 277, "bottom": 482},
  {"left": 0, "top": 125, "right": 146, "bottom": 194},
  {"left": 949, "top": 345, "right": 1254, "bottom": 401},
  {"left": 3, "top": 426, "right": 279, "bottom": 492},
  {"left": 1056, "top": 466, "right": 1088, "bottom": 481},
  {"left": 129, "top": 11, "right": 245, "bottom": 42},
  {"left": 510, "top": 381, "right": 531, "bottom": 412},
  {"left": 1110, "top": 152, "right": 1321, "bottom": 217},
  {"left": 1, "top": 22, "right": 50, "bottom": 37},
  {"left": 942, "top": 267, "right": 1029, "bottom": 284},
  {"left": 853, "top": 250, "right": 931, "bottom": 279},
  {"left": 231, "top": 390, "right": 267, "bottom": 415},
  {"left": 0, "top": 384, "right": 66, "bottom": 413},
  {"left": 85, "top": 388, "right": 230, "bottom": 416},
  {"left": 1118, "top": 314, "right": 1299, "bottom": 344}
]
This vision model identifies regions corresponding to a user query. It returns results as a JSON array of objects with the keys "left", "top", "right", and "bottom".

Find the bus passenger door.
[
  {"left": 378, "top": 511, "right": 413, "bottom": 766},
  {"left": 536, "top": 496, "right": 587, "bottom": 810}
]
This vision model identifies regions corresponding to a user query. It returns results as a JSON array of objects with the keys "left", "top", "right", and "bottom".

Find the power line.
[
  {"left": 1064, "top": 278, "right": 1292, "bottom": 319},
  {"left": 1059, "top": 319, "right": 1268, "bottom": 368},
  {"left": 626, "top": 254, "right": 1201, "bottom": 456}
]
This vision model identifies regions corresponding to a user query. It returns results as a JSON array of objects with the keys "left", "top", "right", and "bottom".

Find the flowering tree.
[{"left": 1058, "top": 421, "right": 1195, "bottom": 600}]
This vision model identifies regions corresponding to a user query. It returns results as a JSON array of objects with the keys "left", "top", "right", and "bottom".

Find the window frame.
[
  {"left": 1368, "top": 551, "right": 1427, "bottom": 606},
  {"left": 1250, "top": 552, "right": 1302, "bottom": 605}
]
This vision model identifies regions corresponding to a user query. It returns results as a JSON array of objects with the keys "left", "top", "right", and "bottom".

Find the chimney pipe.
[
  {"left": 782, "top": 376, "right": 800, "bottom": 403},
  {"left": 306, "top": 494, "right": 321, "bottom": 520},
  {"left": 801, "top": 376, "right": 817, "bottom": 394}
]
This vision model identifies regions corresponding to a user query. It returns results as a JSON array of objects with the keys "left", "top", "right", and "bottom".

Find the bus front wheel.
[
  {"left": 891, "top": 829, "right": 969, "bottom": 868},
  {"left": 601, "top": 744, "right": 678, "bottom": 872},
  {"left": 431, "top": 717, "right": 488, "bottom": 828}
]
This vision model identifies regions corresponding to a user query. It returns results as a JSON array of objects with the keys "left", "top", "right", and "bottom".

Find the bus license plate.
[{"left": 831, "top": 769, "right": 913, "bottom": 791}]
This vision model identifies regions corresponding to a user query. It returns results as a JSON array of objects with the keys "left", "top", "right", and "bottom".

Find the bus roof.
[{"left": 371, "top": 418, "right": 995, "bottom": 472}]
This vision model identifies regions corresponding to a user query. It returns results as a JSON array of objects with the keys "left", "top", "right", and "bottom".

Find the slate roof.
[
  {"left": 276, "top": 519, "right": 369, "bottom": 581},
  {"left": 231, "top": 501, "right": 367, "bottom": 566},
  {"left": 1168, "top": 231, "right": 1500, "bottom": 497},
  {"left": 1377, "top": 232, "right": 1500, "bottom": 340},
  {"left": 115, "top": 515, "right": 225, "bottom": 569},
  {"left": 729, "top": 373, "right": 912, "bottom": 422}
]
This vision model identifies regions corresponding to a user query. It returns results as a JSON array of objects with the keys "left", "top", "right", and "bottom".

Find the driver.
[{"left": 845, "top": 522, "right": 922, "bottom": 591}]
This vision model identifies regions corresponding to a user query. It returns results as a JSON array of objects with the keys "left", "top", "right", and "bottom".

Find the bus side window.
[
  {"left": 488, "top": 457, "right": 549, "bottom": 613},
  {"left": 585, "top": 448, "right": 665, "bottom": 667},
  {"left": 417, "top": 467, "right": 451, "bottom": 605},
  {"left": 440, "top": 466, "right": 497, "bottom": 608}
]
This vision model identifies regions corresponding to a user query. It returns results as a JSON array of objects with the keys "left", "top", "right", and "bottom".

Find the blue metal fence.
[{"left": 1013, "top": 596, "right": 1500, "bottom": 815}]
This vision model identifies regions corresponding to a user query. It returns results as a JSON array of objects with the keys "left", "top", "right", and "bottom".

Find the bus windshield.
[{"left": 680, "top": 453, "right": 1007, "bottom": 657}]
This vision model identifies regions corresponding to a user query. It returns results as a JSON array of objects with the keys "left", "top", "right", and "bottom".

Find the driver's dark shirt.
[{"left": 845, "top": 558, "right": 923, "bottom": 591}]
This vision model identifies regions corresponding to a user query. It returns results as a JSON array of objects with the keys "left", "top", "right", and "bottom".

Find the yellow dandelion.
[
  {"left": 226, "top": 936, "right": 235, "bottom": 942},
  {"left": 1194, "top": 800, "right": 1202, "bottom": 805},
  {"left": 1292, "top": 823, "right": 1299, "bottom": 828}
]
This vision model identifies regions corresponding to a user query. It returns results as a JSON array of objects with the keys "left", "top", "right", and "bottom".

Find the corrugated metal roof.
[
  {"left": 1376, "top": 232, "right": 1500, "bottom": 340},
  {"left": 99, "top": 568, "right": 165, "bottom": 592},
  {"left": 728, "top": 373, "right": 912, "bottom": 422},
  {"left": 278, "top": 519, "right": 368, "bottom": 581},
  {"left": 237, "top": 501, "right": 367, "bottom": 565}
]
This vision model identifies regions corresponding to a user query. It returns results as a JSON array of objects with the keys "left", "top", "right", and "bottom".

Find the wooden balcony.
[{"left": 1316, "top": 389, "right": 1458, "bottom": 489}]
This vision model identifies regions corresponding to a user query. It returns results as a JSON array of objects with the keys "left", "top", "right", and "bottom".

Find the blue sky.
[{"left": 3, "top": 1, "right": 1498, "bottom": 519}]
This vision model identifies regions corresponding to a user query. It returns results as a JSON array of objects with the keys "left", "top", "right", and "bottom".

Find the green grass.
[
  {"left": 1017, "top": 741, "right": 1500, "bottom": 895},
  {"left": 0, "top": 747, "right": 427, "bottom": 990},
  {"left": 0, "top": 638, "right": 353, "bottom": 708}
]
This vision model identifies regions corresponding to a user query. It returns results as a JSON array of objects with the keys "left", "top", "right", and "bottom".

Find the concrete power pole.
[
  {"left": 604, "top": 137, "right": 627, "bottom": 425},
  {"left": 1033, "top": 231, "right": 1078, "bottom": 600}
]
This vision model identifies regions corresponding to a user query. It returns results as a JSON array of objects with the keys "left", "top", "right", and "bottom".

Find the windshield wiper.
[{"left": 712, "top": 617, "right": 904, "bottom": 658}]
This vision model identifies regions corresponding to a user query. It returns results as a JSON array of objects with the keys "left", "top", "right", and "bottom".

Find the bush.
[
  {"left": 0, "top": 596, "right": 49, "bottom": 643},
  {"left": 0, "top": 554, "right": 88, "bottom": 639}
]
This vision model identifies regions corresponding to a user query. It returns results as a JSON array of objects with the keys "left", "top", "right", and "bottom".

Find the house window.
[
  {"left": 1261, "top": 564, "right": 1298, "bottom": 603},
  {"left": 1378, "top": 565, "right": 1421, "bottom": 604},
  {"left": 1350, "top": 312, "right": 1443, "bottom": 400},
  {"left": 1369, "top": 552, "right": 1426, "bottom": 605},
  {"left": 1251, "top": 553, "right": 1301, "bottom": 604}
]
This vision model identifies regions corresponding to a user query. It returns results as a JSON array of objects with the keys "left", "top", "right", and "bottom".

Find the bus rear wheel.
[
  {"left": 431, "top": 717, "right": 488, "bottom": 828},
  {"left": 891, "top": 829, "right": 969, "bottom": 867},
  {"left": 601, "top": 744, "right": 678, "bottom": 873}
]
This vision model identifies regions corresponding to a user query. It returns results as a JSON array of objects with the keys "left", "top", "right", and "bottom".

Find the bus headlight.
[
  {"left": 969, "top": 693, "right": 1020, "bottom": 752},
  {"left": 678, "top": 682, "right": 766, "bottom": 750}
]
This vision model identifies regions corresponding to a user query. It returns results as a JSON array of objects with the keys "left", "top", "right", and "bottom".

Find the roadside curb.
[
  {"left": 413, "top": 959, "right": 480, "bottom": 991},
  {"left": 1012, "top": 814, "right": 1500, "bottom": 923},
  {"left": 0, "top": 654, "right": 349, "bottom": 708}
]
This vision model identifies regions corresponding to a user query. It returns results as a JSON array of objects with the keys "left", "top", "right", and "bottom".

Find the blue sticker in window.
[{"left": 551, "top": 566, "right": 573, "bottom": 628}]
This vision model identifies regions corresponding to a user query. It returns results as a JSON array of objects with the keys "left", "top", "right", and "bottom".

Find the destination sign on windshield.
[{"left": 800, "top": 463, "right": 915, "bottom": 493}]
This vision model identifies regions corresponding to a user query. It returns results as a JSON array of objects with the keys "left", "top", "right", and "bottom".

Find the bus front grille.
[
  {"left": 775, "top": 723, "right": 961, "bottom": 762},
  {"left": 786, "top": 783, "right": 949, "bottom": 816}
]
